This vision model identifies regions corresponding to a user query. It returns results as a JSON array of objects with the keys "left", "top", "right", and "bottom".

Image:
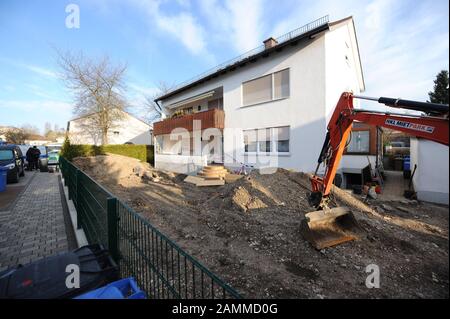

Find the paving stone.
[{"left": 0, "top": 173, "right": 70, "bottom": 269}]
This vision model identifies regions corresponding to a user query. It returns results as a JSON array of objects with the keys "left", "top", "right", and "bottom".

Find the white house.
[
  {"left": 410, "top": 138, "right": 449, "bottom": 205},
  {"left": 153, "top": 16, "right": 365, "bottom": 174},
  {"left": 67, "top": 109, "right": 153, "bottom": 145}
]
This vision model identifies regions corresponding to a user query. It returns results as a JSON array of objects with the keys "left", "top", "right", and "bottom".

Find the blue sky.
[{"left": 0, "top": 0, "right": 448, "bottom": 134}]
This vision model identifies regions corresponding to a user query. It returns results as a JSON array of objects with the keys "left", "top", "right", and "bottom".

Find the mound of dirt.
[
  {"left": 71, "top": 155, "right": 449, "bottom": 299},
  {"left": 232, "top": 186, "right": 268, "bottom": 212}
]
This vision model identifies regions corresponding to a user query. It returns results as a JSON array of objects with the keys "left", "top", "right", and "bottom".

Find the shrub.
[
  {"left": 102, "top": 144, "right": 147, "bottom": 162},
  {"left": 61, "top": 137, "right": 154, "bottom": 163}
]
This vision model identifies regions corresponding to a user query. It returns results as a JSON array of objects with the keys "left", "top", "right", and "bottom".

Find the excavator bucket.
[{"left": 300, "top": 207, "right": 361, "bottom": 250}]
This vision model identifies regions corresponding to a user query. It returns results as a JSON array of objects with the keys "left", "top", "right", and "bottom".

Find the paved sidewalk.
[{"left": 0, "top": 172, "right": 72, "bottom": 271}]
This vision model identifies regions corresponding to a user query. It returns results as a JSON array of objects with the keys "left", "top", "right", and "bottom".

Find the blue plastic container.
[
  {"left": 74, "top": 277, "right": 146, "bottom": 299},
  {"left": 403, "top": 155, "right": 411, "bottom": 171},
  {"left": 0, "top": 166, "right": 8, "bottom": 193}
]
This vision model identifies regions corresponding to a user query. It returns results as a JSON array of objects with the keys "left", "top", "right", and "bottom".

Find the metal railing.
[
  {"left": 59, "top": 156, "right": 241, "bottom": 299},
  {"left": 157, "top": 15, "right": 329, "bottom": 98}
]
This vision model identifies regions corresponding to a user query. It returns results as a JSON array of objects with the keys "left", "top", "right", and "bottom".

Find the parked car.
[
  {"left": 17, "top": 145, "right": 31, "bottom": 169},
  {"left": 0, "top": 145, "right": 25, "bottom": 183},
  {"left": 46, "top": 144, "right": 62, "bottom": 168}
]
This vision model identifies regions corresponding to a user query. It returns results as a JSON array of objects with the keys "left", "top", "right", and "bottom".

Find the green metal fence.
[{"left": 59, "top": 156, "right": 241, "bottom": 299}]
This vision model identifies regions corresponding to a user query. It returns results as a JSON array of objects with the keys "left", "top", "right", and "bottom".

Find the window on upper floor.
[{"left": 242, "top": 69, "right": 290, "bottom": 106}]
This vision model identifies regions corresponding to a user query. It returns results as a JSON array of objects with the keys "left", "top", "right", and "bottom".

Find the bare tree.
[
  {"left": 142, "top": 80, "right": 175, "bottom": 124},
  {"left": 21, "top": 124, "right": 40, "bottom": 136},
  {"left": 4, "top": 129, "right": 29, "bottom": 144},
  {"left": 57, "top": 51, "right": 128, "bottom": 144}
]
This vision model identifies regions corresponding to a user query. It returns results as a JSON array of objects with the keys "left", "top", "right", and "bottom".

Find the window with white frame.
[
  {"left": 243, "top": 126, "right": 290, "bottom": 154},
  {"left": 347, "top": 131, "right": 370, "bottom": 153},
  {"left": 242, "top": 69, "right": 289, "bottom": 106}
]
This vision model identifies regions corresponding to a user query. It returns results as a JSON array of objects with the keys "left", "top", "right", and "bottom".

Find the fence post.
[
  {"left": 63, "top": 161, "right": 67, "bottom": 186},
  {"left": 76, "top": 169, "right": 81, "bottom": 229},
  {"left": 107, "top": 197, "right": 119, "bottom": 262},
  {"left": 67, "top": 161, "right": 72, "bottom": 200}
]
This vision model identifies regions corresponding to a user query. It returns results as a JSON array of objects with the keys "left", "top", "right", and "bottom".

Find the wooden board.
[
  {"left": 196, "top": 179, "right": 225, "bottom": 187},
  {"left": 184, "top": 175, "right": 205, "bottom": 184},
  {"left": 224, "top": 174, "right": 244, "bottom": 184}
]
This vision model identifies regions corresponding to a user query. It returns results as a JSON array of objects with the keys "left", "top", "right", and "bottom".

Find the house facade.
[
  {"left": 153, "top": 16, "right": 365, "bottom": 174},
  {"left": 67, "top": 110, "right": 153, "bottom": 145}
]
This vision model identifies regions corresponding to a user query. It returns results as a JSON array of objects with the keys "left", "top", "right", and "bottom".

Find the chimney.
[{"left": 263, "top": 37, "right": 278, "bottom": 49}]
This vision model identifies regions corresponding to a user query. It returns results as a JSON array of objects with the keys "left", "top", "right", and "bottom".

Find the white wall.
[
  {"left": 325, "top": 19, "right": 364, "bottom": 123},
  {"left": 410, "top": 138, "right": 449, "bottom": 204},
  {"left": 340, "top": 155, "right": 377, "bottom": 171},
  {"left": 155, "top": 154, "right": 207, "bottom": 174},
  {"left": 69, "top": 112, "right": 152, "bottom": 145}
]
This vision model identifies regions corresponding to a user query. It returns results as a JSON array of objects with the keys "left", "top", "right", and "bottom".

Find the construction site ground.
[{"left": 73, "top": 154, "right": 449, "bottom": 299}]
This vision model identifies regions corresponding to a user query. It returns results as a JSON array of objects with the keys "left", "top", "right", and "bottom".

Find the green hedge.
[{"left": 61, "top": 137, "right": 154, "bottom": 164}]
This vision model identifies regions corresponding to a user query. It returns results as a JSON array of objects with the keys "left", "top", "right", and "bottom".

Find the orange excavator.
[{"left": 302, "top": 92, "right": 449, "bottom": 249}]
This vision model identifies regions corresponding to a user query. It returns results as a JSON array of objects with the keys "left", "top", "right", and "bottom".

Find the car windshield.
[{"left": 0, "top": 150, "right": 14, "bottom": 160}]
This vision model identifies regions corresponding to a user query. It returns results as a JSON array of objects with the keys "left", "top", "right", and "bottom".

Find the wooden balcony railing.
[{"left": 154, "top": 108, "right": 225, "bottom": 135}]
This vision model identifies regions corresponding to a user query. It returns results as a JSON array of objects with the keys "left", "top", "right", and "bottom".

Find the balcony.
[{"left": 154, "top": 108, "right": 225, "bottom": 136}]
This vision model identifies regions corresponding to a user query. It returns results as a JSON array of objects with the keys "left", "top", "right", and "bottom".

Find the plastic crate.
[{"left": 75, "top": 277, "right": 146, "bottom": 299}]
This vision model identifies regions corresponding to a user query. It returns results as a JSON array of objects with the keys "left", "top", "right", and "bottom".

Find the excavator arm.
[
  {"left": 309, "top": 92, "right": 449, "bottom": 208},
  {"left": 301, "top": 92, "right": 449, "bottom": 250}
]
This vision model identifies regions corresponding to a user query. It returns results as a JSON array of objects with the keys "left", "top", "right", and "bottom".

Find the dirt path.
[{"left": 73, "top": 154, "right": 449, "bottom": 298}]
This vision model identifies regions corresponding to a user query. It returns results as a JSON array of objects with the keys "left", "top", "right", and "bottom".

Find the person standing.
[
  {"left": 32, "top": 146, "right": 41, "bottom": 171},
  {"left": 26, "top": 147, "right": 34, "bottom": 171}
]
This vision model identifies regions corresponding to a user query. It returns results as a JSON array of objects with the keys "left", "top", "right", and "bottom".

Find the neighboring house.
[
  {"left": 410, "top": 138, "right": 449, "bottom": 205},
  {"left": 24, "top": 134, "right": 52, "bottom": 146},
  {"left": 153, "top": 16, "right": 365, "bottom": 174},
  {"left": 339, "top": 123, "right": 383, "bottom": 189},
  {"left": 67, "top": 109, "right": 153, "bottom": 145}
]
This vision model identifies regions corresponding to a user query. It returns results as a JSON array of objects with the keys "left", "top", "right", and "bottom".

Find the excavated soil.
[{"left": 73, "top": 154, "right": 449, "bottom": 298}]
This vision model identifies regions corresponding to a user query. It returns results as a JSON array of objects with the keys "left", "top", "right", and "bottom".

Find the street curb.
[{"left": 59, "top": 174, "right": 88, "bottom": 248}]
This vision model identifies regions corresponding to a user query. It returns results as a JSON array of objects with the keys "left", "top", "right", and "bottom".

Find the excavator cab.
[{"left": 301, "top": 92, "right": 449, "bottom": 250}]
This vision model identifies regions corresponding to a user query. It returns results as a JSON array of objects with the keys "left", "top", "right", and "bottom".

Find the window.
[
  {"left": 242, "top": 69, "right": 289, "bottom": 106},
  {"left": 347, "top": 131, "right": 370, "bottom": 153},
  {"left": 243, "top": 74, "right": 272, "bottom": 106},
  {"left": 258, "top": 128, "right": 271, "bottom": 153},
  {"left": 243, "top": 130, "right": 257, "bottom": 152},
  {"left": 274, "top": 126, "right": 290, "bottom": 152},
  {"left": 208, "top": 98, "right": 223, "bottom": 110},
  {"left": 273, "top": 69, "right": 289, "bottom": 99},
  {"left": 0, "top": 150, "right": 13, "bottom": 160},
  {"left": 243, "top": 126, "right": 290, "bottom": 154}
]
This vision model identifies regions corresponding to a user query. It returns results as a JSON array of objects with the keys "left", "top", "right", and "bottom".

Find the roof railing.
[{"left": 157, "top": 15, "right": 329, "bottom": 100}]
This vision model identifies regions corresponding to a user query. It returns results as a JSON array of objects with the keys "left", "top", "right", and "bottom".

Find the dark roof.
[{"left": 156, "top": 16, "right": 331, "bottom": 102}]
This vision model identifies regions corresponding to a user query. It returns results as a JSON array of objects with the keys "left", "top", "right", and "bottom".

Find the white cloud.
[
  {"left": 132, "top": 0, "right": 208, "bottom": 56},
  {"left": 0, "top": 99, "right": 72, "bottom": 112},
  {"left": 24, "top": 64, "right": 58, "bottom": 79},
  {"left": 199, "top": 0, "right": 264, "bottom": 53},
  {"left": 128, "top": 83, "right": 159, "bottom": 96},
  {"left": 0, "top": 57, "right": 58, "bottom": 79}
]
